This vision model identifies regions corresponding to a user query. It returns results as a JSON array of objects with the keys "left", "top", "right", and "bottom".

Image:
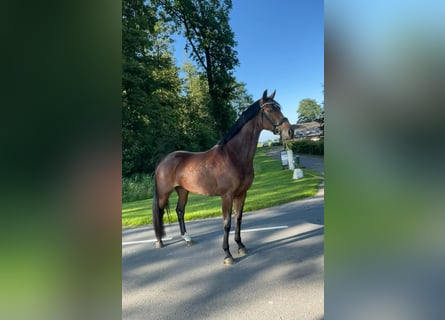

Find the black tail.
[{"left": 152, "top": 177, "right": 166, "bottom": 240}]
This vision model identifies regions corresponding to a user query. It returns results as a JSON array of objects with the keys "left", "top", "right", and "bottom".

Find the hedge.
[
  {"left": 122, "top": 173, "right": 154, "bottom": 203},
  {"left": 286, "top": 139, "right": 324, "bottom": 155}
]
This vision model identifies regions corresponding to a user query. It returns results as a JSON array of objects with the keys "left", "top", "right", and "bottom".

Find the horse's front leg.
[
  {"left": 221, "top": 194, "right": 234, "bottom": 265},
  {"left": 234, "top": 193, "right": 248, "bottom": 256}
]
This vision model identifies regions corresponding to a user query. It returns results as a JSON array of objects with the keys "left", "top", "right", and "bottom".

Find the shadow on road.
[{"left": 123, "top": 203, "right": 324, "bottom": 319}]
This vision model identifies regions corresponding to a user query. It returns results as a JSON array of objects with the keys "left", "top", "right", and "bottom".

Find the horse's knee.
[{"left": 223, "top": 217, "right": 231, "bottom": 231}]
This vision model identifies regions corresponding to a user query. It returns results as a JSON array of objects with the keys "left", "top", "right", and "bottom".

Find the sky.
[{"left": 173, "top": 0, "right": 324, "bottom": 142}]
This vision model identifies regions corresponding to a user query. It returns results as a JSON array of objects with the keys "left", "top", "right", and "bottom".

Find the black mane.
[{"left": 218, "top": 100, "right": 261, "bottom": 145}]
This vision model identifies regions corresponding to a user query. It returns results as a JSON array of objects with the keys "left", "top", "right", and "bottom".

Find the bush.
[
  {"left": 287, "top": 139, "right": 324, "bottom": 155},
  {"left": 122, "top": 173, "right": 154, "bottom": 203}
]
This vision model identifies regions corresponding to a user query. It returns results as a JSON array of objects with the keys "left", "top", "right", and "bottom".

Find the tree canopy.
[
  {"left": 122, "top": 0, "right": 252, "bottom": 177},
  {"left": 297, "top": 98, "right": 322, "bottom": 123},
  {"left": 158, "top": 0, "right": 239, "bottom": 138},
  {"left": 122, "top": 0, "right": 181, "bottom": 175}
]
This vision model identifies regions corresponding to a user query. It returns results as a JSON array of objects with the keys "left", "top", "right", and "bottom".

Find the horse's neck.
[{"left": 224, "top": 115, "right": 262, "bottom": 167}]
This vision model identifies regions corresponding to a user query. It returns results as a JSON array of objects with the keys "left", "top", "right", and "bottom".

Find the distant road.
[{"left": 264, "top": 147, "right": 324, "bottom": 175}]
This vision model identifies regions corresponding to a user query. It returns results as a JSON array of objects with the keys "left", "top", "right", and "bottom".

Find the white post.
[
  {"left": 293, "top": 168, "right": 304, "bottom": 179},
  {"left": 287, "top": 148, "right": 294, "bottom": 170}
]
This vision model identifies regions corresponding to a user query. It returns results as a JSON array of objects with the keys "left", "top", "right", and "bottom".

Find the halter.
[{"left": 260, "top": 101, "right": 289, "bottom": 134}]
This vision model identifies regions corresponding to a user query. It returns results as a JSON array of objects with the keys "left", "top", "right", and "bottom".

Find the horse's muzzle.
[{"left": 279, "top": 123, "right": 294, "bottom": 140}]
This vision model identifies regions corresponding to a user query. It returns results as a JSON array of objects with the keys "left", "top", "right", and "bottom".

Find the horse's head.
[{"left": 259, "top": 90, "right": 294, "bottom": 140}]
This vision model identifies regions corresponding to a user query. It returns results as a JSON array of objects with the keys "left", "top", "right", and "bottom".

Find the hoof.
[
  {"left": 238, "top": 247, "right": 248, "bottom": 256},
  {"left": 182, "top": 233, "right": 193, "bottom": 247},
  {"left": 223, "top": 257, "right": 234, "bottom": 265},
  {"left": 155, "top": 241, "right": 164, "bottom": 248}
]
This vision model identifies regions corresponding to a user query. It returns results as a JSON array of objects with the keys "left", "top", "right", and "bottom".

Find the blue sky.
[{"left": 173, "top": 0, "right": 324, "bottom": 142}]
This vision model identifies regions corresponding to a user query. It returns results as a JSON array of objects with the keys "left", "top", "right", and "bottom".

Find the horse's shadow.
[
  {"left": 194, "top": 226, "right": 324, "bottom": 264},
  {"left": 251, "top": 226, "right": 324, "bottom": 254}
]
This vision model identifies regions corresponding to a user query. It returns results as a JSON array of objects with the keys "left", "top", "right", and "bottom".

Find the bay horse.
[{"left": 152, "top": 89, "right": 294, "bottom": 265}]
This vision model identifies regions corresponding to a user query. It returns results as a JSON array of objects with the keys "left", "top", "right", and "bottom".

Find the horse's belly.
[
  {"left": 177, "top": 178, "right": 218, "bottom": 196},
  {"left": 178, "top": 168, "right": 236, "bottom": 196},
  {"left": 174, "top": 152, "right": 253, "bottom": 196},
  {"left": 176, "top": 168, "right": 218, "bottom": 196},
  {"left": 185, "top": 184, "right": 218, "bottom": 196}
]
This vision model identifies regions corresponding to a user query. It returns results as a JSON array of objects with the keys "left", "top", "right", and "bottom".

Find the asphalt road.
[
  {"left": 122, "top": 187, "right": 324, "bottom": 320},
  {"left": 264, "top": 148, "right": 324, "bottom": 175}
]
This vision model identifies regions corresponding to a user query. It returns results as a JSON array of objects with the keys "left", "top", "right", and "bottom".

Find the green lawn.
[{"left": 122, "top": 147, "right": 323, "bottom": 227}]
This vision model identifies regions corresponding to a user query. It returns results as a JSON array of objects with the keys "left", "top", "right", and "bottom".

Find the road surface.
[{"left": 122, "top": 187, "right": 324, "bottom": 320}]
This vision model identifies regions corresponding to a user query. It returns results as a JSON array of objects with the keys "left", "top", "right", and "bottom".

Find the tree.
[
  {"left": 177, "top": 62, "right": 217, "bottom": 150},
  {"left": 158, "top": 0, "right": 239, "bottom": 138},
  {"left": 297, "top": 98, "right": 322, "bottom": 123},
  {"left": 231, "top": 82, "right": 254, "bottom": 117},
  {"left": 316, "top": 85, "right": 325, "bottom": 138},
  {"left": 316, "top": 109, "right": 324, "bottom": 139},
  {"left": 122, "top": 0, "right": 181, "bottom": 176},
  {"left": 122, "top": 0, "right": 255, "bottom": 176}
]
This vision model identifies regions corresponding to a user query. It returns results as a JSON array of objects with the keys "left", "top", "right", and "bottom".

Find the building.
[{"left": 291, "top": 121, "right": 322, "bottom": 141}]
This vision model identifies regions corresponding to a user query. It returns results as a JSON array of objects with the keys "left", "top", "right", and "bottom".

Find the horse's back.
[
  {"left": 157, "top": 149, "right": 212, "bottom": 171},
  {"left": 156, "top": 150, "right": 197, "bottom": 180},
  {"left": 155, "top": 146, "right": 233, "bottom": 196}
]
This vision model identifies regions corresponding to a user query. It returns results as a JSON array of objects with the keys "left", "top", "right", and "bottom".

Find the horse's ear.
[
  {"left": 262, "top": 90, "right": 268, "bottom": 101},
  {"left": 269, "top": 90, "right": 276, "bottom": 100}
]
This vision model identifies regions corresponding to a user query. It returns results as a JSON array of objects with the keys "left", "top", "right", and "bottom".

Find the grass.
[
  {"left": 122, "top": 147, "right": 323, "bottom": 227},
  {"left": 122, "top": 173, "right": 154, "bottom": 202}
]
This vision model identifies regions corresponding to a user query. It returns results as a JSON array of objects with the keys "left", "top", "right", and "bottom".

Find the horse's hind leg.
[
  {"left": 234, "top": 192, "right": 248, "bottom": 256},
  {"left": 175, "top": 186, "right": 192, "bottom": 246},
  {"left": 154, "top": 188, "right": 172, "bottom": 249}
]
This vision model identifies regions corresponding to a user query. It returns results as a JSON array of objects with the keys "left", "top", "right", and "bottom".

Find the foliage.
[
  {"left": 122, "top": 0, "right": 181, "bottom": 176},
  {"left": 318, "top": 85, "right": 325, "bottom": 138},
  {"left": 316, "top": 109, "right": 325, "bottom": 138},
  {"left": 176, "top": 62, "right": 217, "bottom": 150},
  {"left": 297, "top": 98, "right": 322, "bottom": 123},
  {"left": 231, "top": 82, "right": 254, "bottom": 116},
  {"left": 122, "top": 0, "right": 258, "bottom": 178},
  {"left": 288, "top": 139, "right": 324, "bottom": 155},
  {"left": 158, "top": 0, "right": 240, "bottom": 138},
  {"left": 122, "top": 148, "right": 322, "bottom": 226},
  {"left": 122, "top": 173, "right": 154, "bottom": 202}
]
